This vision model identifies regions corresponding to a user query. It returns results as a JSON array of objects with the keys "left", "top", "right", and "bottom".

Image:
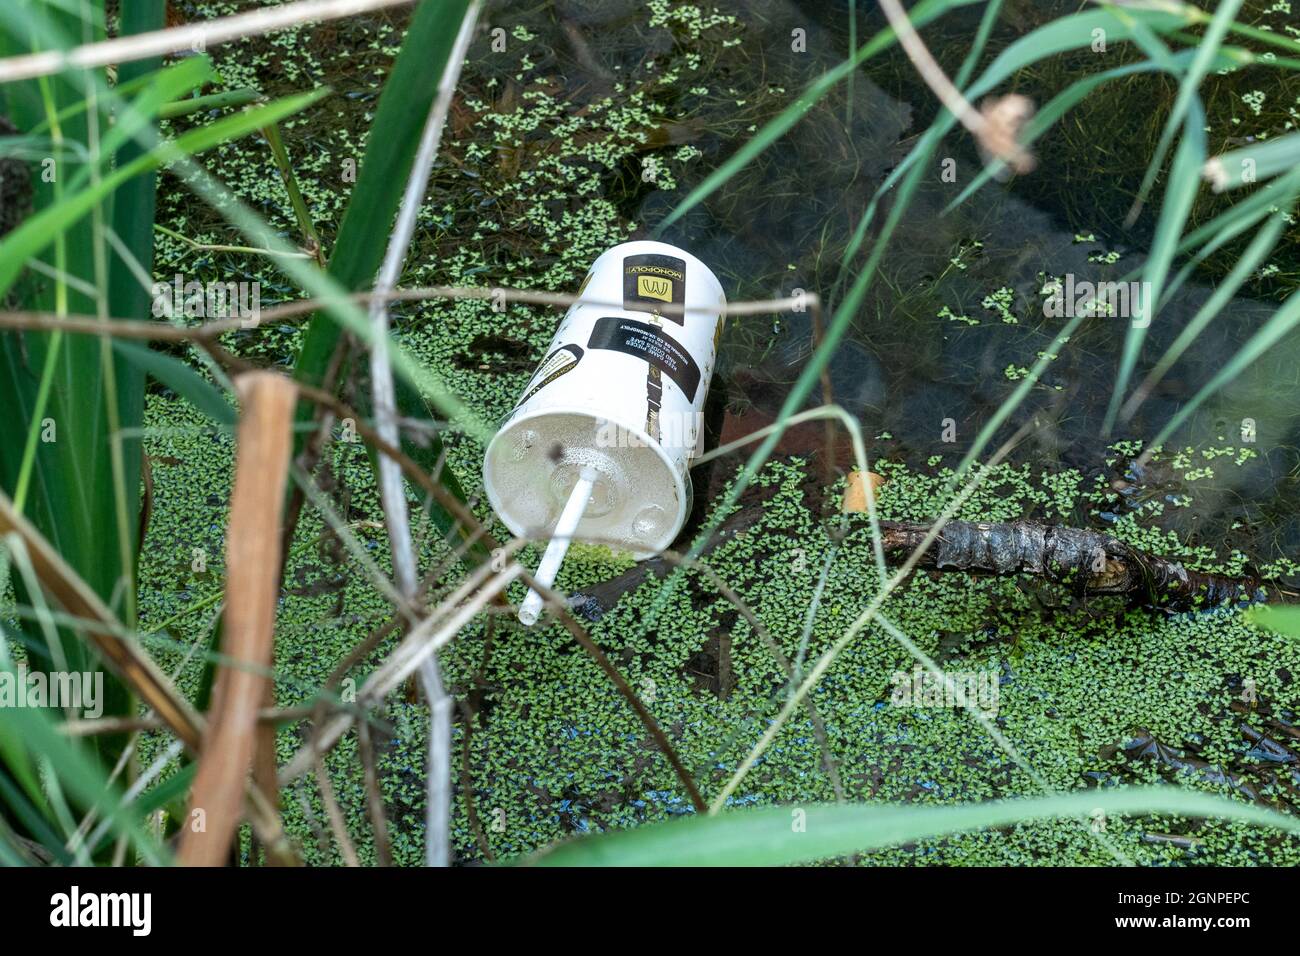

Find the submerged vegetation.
[{"left": 2, "top": 0, "right": 1300, "bottom": 869}]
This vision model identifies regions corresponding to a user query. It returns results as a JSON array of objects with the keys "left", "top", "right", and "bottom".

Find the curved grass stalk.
[
  {"left": 944, "top": 57, "right": 1185, "bottom": 214},
  {"left": 153, "top": 221, "right": 315, "bottom": 259},
  {"left": 1150, "top": 0, "right": 1300, "bottom": 55},
  {"left": 361, "top": 0, "right": 480, "bottom": 869},
  {"left": 792, "top": 543, "right": 837, "bottom": 686},
  {"left": 709, "top": 423, "right": 1029, "bottom": 812},
  {"left": 12, "top": 72, "right": 69, "bottom": 518},
  {"left": 1204, "top": 132, "right": 1300, "bottom": 192},
  {"left": 693, "top": 403, "right": 886, "bottom": 583},
  {"left": 666, "top": 152, "right": 927, "bottom": 606},
  {"left": 5, "top": 533, "right": 70, "bottom": 696},
  {"left": 1119, "top": 0, "right": 1242, "bottom": 224},
  {"left": 1158, "top": 182, "right": 1278, "bottom": 307}
]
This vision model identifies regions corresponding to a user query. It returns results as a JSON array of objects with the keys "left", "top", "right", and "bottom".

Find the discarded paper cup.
[{"left": 483, "top": 240, "right": 726, "bottom": 624}]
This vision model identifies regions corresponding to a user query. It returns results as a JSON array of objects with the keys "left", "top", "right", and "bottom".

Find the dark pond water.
[
  {"left": 584, "top": 0, "right": 1300, "bottom": 575},
  {"left": 170, "top": 0, "right": 1300, "bottom": 578}
]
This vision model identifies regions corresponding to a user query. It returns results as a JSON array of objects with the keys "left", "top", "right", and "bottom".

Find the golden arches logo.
[{"left": 637, "top": 275, "right": 673, "bottom": 302}]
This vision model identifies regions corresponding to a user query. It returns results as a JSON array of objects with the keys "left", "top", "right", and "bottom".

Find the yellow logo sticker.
[{"left": 637, "top": 275, "right": 673, "bottom": 302}]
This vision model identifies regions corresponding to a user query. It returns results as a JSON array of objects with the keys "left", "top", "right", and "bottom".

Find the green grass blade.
[
  {"left": 104, "top": 0, "right": 168, "bottom": 610},
  {"left": 1204, "top": 131, "right": 1300, "bottom": 192},
  {"left": 289, "top": 0, "right": 479, "bottom": 554},
  {"left": 157, "top": 87, "right": 262, "bottom": 120},
  {"left": 1167, "top": 0, "right": 1300, "bottom": 55},
  {"left": 1124, "top": 0, "right": 1243, "bottom": 221},
  {"left": 1148, "top": 282, "right": 1300, "bottom": 450},
  {"left": 530, "top": 788, "right": 1300, "bottom": 866},
  {"left": 93, "top": 54, "right": 211, "bottom": 173},
  {"left": 0, "top": 0, "right": 112, "bottom": 696},
  {"left": 1161, "top": 185, "right": 1275, "bottom": 306},
  {"left": 945, "top": 53, "right": 1217, "bottom": 213},
  {"left": 0, "top": 766, "right": 72, "bottom": 864},
  {"left": 1104, "top": 101, "right": 1206, "bottom": 433},
  {"left": 292, "top": 0, "right": 471, "bottom": 398},
  {"left": 1171, "top": 160, "right": 1300, "bottom": 263},
  {"left": 0, "top": 642, "right": 167, "bottom": 864},
  {"left": 1125, "top": 186, "right": 1298, "bottom": 419},
  {"left": 112, "top": 341, "right": 236, "bottom": 426}
]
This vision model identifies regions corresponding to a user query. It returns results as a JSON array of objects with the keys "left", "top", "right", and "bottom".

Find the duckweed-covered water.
[{"left": 136, "top": 0, "right": 1300, "bottom": 864}]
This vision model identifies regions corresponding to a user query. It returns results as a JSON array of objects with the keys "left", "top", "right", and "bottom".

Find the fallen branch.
[
  {"left": 876, "top": 519, "right": 1260, "bottom": 610},
  {"left": 571, "top": 509, "right": 1260, "bottom": 617}
]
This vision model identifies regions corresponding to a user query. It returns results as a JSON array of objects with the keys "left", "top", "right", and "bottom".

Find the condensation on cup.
[{"left": 483, "top": 240, "right": 726, "bottom": 625}]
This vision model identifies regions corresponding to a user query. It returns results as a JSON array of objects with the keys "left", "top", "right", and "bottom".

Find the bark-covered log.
[
  {"left": 878, "top": 519, "right": 1260, "bottom": 611},
  {"left": 569, "top": 514, "right": 1260, "bottom": 619}
]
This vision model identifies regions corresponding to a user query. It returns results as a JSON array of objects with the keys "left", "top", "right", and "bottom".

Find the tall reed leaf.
[
  {"left": 1124, "top": 0, "right": 1243, "bottom": 220},
  {"left": 1124, "top": 175, "right": 1300, "bottom": 420},
  {"left": 289, "top": 0, "right": 477, "bottom": 553},
  {"left": 1148, "top": 281, "right": 1300, "bottom": 450},
  {"left": 0, "top": 87, "right": 329, "bottom": 297},
  {"left": 1204, "top": 131, "right": 1300, "bottom": 192}
]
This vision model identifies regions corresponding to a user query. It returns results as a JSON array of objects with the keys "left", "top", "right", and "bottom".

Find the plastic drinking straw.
[{"left": 518, "top": 466, "right": 599, "bottom": 626}]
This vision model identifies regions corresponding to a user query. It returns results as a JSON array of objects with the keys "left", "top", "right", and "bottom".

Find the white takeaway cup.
[{"left": 483, "top": 240, "right": 726, "bottom": 562}]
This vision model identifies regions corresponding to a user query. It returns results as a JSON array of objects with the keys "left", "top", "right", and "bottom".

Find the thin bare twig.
[
  {"left": 279, "top": 558, "right": 523, "bottom": 784},
  {"left": 312, "top": 703, "right": 361, "bottom": 867},
  {"left": 208, "top": 342, "right": 496, "bottom": 553},
  {"left": 58, "top": 704, "right": 327, "bottom": 737},
  {"left": 0, "top": 290, "right": 813, "bottom": 342},
  {"left": 357, "top": 720, "right": 393, "bottom": 866},
  {"left": 876, "top": 0, "right": 1035, "bottom": 173},
  {"left": 0, "top": 0, "right": 416, "bottom": 83}
]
